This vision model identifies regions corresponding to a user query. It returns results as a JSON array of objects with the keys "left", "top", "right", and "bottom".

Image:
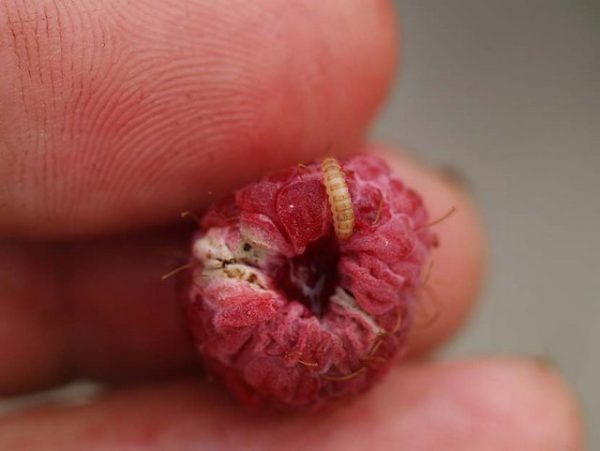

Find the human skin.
[{"left": 0, "top": 1, "right": 584, "bottom": 449}]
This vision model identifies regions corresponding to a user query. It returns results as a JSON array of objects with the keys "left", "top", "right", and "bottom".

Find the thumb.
[{"left": 0, "top": 0, "right": 396, "bottom": 238}]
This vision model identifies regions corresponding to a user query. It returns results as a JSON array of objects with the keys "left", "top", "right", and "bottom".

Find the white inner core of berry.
[{"left": 192, "top": 227, "right": 382, "bottom": 335}]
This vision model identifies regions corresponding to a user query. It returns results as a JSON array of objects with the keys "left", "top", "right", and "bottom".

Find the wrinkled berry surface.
[{"left": 187, "top": 155, "right": 436, "bottom": 410}]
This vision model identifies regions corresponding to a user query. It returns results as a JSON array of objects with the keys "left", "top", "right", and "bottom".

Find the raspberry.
[{"left": 187, "top": 155, "right": 436, "bottom": 410}]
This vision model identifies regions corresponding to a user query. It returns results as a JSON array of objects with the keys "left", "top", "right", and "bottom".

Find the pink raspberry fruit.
[{"left": 187, "top": 154, "right": 436, "bottom": 410}]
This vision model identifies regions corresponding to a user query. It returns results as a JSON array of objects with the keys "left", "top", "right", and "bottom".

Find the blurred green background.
[{"left": 379, "top": 0, "right": 598, "bottom": 445}]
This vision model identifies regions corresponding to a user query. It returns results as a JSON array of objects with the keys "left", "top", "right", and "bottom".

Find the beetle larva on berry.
[{"left": 321, "top": 157, "right": 355, "bottom": 240}]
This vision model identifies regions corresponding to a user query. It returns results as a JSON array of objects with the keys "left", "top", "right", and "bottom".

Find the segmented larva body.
[{"left": 321, "top": 157, "right": 355, "bottom": 240}]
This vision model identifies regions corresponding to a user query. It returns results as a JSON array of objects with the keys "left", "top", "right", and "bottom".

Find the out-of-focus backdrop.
[{"left": 378, "top": 0, "right": 598, "bottom": 445}]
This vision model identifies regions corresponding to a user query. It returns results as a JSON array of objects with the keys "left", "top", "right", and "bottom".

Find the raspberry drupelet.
[{"left": 187, "top": 154, "right": 436, "bottom": 410}]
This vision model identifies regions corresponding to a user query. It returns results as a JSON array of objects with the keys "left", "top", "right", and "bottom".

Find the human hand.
[{"left": 0, "top": 1, "right": 583, "bottom": 449}]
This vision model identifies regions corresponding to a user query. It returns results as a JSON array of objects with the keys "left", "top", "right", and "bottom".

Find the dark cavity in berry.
[{"left": 274, "top": 235, "right": 340, "bottom": 317}]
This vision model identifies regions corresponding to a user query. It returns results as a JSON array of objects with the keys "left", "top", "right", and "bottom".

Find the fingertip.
[
  {"left": 356, "top": 358, "right": 583, "bottom": 450},
  {"left": 368, "top": 144, "right": 487, "bottom": 356},
  {"left": 510, "top": 359, "right": 584, "bottom": 449},
  {"left": 0, "top": 0, "right": 399, "bottom": 238},
  {"left": 438, "top": 358, "right": 585, "bottom": 450}
]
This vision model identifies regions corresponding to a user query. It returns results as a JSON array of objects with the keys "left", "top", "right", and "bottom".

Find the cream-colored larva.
[{"left": 321, "top": 157, "right": 355, "bottom": 240}]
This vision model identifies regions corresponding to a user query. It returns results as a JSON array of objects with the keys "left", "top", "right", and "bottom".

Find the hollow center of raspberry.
[{"left": 275, "top": 236, "right": 339, "bottom": 317}]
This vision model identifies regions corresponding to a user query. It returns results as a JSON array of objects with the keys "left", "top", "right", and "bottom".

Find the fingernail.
[
  {"left": 436, "top": 164, "right": 472, "bottom": 193},
  {"left": 530, "top": 354, "right": 558, "bottom": 372}
]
